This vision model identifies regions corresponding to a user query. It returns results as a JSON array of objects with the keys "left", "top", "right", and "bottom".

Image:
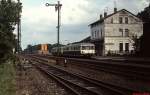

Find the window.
[
  {"left": 119, "top": 43, "right": 123, "bottom": 52},
  {"left": 95, "top": 31, "right": 97, "bottom": 38},
  {"left": 97, "top": 30, "right": 99, "bottom": 38},
  {"left": 101, "top": 29, "right": 103, "bottom": 37},
  {"left": 82, "top": 46, "right": 90, "bottom": 50},
  {"left": 92, "top": 31, "right": 94, "bottom": 37},
  {"left": 119, "top": 29, "right": 123, "bottom": 37},
  {"left": 119, "top": 17, "right": 123, "bottom": 24},
  {"left": 111, "top": 18, "right": 113, "bottom": 23},
  {"left": 125, "top": 17, "right": 128, "bottom": 24},
  {"left": 125, "top": 29, "right": 129, "bottom": 37},
  {"left": 91, "top": 46, "right": 94, "bottom": 50},
  {"left": 125, "top": 43, "right": 129, "bottom": 52}
]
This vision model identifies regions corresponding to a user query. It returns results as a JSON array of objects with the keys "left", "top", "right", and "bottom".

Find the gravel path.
[{"left": 15, "top": 64, "right": 68, "bottom": 95}]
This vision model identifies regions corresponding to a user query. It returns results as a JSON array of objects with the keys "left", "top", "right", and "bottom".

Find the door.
[
  {"left": 119, "top": 43, "right": 123, "bottom": 52},
  {"left": 125, "top": 43, "right": 129, "bottom": 52}
]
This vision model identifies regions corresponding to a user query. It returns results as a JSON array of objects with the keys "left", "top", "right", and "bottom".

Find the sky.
[{"left": 15, "top": 0, "right": 150, "bottom": 49}]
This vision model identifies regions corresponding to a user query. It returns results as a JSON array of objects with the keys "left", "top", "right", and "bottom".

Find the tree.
[
  {"left": 0, "top": 0, "right": 22, "bottom": 63},
  {"left": 137, "top": 4, "right": 150, "bottom": 56},
  {"left": 132, "top": 35, "right": 142, "bottom": 56}
]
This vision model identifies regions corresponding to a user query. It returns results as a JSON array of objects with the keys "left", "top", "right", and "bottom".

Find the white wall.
[
  {"left": 104, "top": 37, "right": 134, "bottom": 54},
  {"left": 90, "top": 9, "right": 143, "bottom": 55},
  {"left": 90, "top": 22, "right": 104, "bottom": 40},
  {"left": 104, "top": 10, "right": 143, "bottom": 55}
]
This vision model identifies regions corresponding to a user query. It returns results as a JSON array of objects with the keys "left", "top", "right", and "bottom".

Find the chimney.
[
  {"left": 114, "top": 8, "right": 117, "bottom": 13},
  {"left": 100, "top": 14, "right": 103, "bottom": 20},
  {"left": 104, "top": 12, "right": 107, "bottom": 18}
]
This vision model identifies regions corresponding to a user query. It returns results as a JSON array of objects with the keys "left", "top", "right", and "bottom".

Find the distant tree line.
[{"left": 0, "top": 0, "right": 22, "bottom": 63}]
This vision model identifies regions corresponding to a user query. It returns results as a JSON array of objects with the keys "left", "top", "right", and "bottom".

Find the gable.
[
  {"left": 119, "top": 9, "right": 142, "bottom": 21},
  {"left": 105, "top": 9, "right": 142, "bottom": 23},
  {"left": 89, "top": 9, "right": 143, "bottom": 26}
]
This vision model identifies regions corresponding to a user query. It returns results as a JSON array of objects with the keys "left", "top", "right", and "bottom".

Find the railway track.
[
  {"left": 23, "top": 55, "right": 138, "bottom": 95},
  {"left": 29, "top": 54, "right": 150, "bottom": 80},
  {"left": 33, "top": 54, "right": 150, "bottom": 65},
  {"left": 92, "top": 57, "right": 150, "bottom": 65},
  {"left": 68, "top": 58, "right": 150, "bottom": 80}
]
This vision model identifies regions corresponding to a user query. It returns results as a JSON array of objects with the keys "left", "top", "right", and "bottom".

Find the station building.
[{"left": 89, "top": 8, "right": 143, "bottom": 56}]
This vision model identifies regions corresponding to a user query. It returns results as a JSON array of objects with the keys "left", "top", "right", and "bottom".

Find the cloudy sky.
[{"left": 17, "top": 0, "right": 149, "bottom": 49}]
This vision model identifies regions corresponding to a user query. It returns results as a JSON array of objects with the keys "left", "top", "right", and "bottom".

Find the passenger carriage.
[{"left": 51, "top": 43, "right": 95, "bottom": 57}]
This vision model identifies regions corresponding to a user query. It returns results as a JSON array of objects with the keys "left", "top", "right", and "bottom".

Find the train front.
[{"left": 80, "top": 43, "right": 95, "bottom": 57}]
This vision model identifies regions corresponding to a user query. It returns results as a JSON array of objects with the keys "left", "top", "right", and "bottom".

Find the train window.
[
  {"left": 66, "top": 47, "right": 69, "bottom": 50},
  {"left": 78, "top": 46, "right": 80, "bottom": 50},
  {"left": 90, "top": 46, "right": 94, "bottom": 50},
  {"left": 82, "top": 46, "right": 86, "bottom": 50},
  {"left": 74, "top": 47, "right": 76, "bottom": 50},
  {"left": 74, "top": 47, "right": 77, "bottom": 50},
  {"left": 82, "top": 46, "right": 91, "bottom": 50},
  {"left": 82, "top": 46, "right": 95, "bottom": 50},
  {"left": 76, "top": 46, "right": 79, "bottom": 50},
  {"left": 71, "top": 47, "right": 74, "bottom": 50}
]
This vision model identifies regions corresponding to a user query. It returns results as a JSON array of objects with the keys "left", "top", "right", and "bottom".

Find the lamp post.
[{"left": 45, "top": 1, "right": 62, "bottom": 56}]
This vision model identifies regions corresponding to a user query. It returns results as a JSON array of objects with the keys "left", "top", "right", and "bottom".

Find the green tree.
[
  {"left": 137, "top": 4, "right": 150, "bottom": 56},
  {"left": 0, "top": 0, "right": 22, "bottom": 63}
]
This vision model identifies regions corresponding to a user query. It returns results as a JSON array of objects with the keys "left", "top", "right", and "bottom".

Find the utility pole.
[{"left": 46, "top": 1, "right": 62, "bottom": 56}]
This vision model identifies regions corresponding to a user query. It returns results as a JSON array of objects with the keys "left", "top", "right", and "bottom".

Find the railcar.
[
  {"left": 24, "top": 44, "right": 49, "bottom": 54},
  {"left": 51, "top": 43, "right": 95, "bottom": 57}
]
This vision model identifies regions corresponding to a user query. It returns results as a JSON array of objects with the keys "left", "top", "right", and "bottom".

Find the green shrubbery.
[
  {"left": 0, "top": 0, "right": 22, "bottom": 63},
  {"left": 0, "top": 62, "right": 15, "bottom": 95}
]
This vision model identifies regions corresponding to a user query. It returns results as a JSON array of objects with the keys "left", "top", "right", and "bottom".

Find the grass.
[{"left": 0, "top": 61, "right": 15, "bottom": 95}]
